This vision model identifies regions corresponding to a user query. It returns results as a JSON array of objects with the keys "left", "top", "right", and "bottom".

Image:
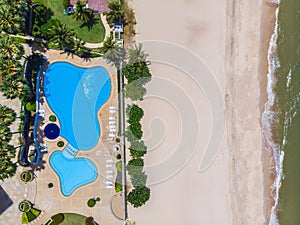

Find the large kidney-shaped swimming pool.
[{"left": 44, "top": 62, "right": 111, "bottom": 196}]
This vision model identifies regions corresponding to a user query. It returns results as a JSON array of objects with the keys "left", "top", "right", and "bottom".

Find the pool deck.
[{"left": 20, "top": 47, "right": 124, "bottom": 225}]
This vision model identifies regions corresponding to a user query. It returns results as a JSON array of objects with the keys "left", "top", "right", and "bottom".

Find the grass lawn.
[
  {"left": 33, "top": 0, "right": 105, "bottom": 43},
  {"left": 60, "top": 213, "right": 87, "bottom": 225}
]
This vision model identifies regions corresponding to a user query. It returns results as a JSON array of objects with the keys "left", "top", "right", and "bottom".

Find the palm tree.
[
  {"left": 0, "top": 143, "right": 16, "bottom": 160},
  {"left": 0, "top": 160, "right": 17, "bottom": 181},
  {"left": 73, "top": 0, "right": 92, "bottom": 23},
  {"left": 99, "top": 35, "right": 124, "bottom": 63},
  {"left": 0, "top": 78, "right": 30, "bottom": 101},
  {"left": 0, "top": 59, "right": 23, "bottom": 81},
  {"left": 0, "top": 34, "right": 24, "bottom": 60},
  {"left": 127, "top": 43, "right": 149, "bottom": 64},
  {"left": 0, "top": 105, "right": 17, "bottom": 126},
  {"left": 72, "top": 37, "right": 86, "bottom": 56},
  {"left": 48, "top": 22, "right": 76, "bottom": 49},
  {"left": 0, "top": 4, "right": 22, "bottom": 33},
  {"left": 0, "top": 124, "right": 12, "bottom": 143},
  {"left": 103, "top": 0, "right": 125, "bottom": 25}
]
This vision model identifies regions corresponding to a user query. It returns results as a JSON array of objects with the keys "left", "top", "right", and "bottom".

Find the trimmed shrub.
[
  {"left": 87, "top": 199, "right": 96, "bottom": 208},
  {"left": 131, "top": 171, "right": 147, "bottom": 188},
  {"left": 20, "top": 171, "right": 33, "bottom": 182},
  {"left": 129, "top": 141, "right": 147, "bottom": 158},
  {"left": 30, "top": 208, "right": 41, "bottom": 217},
  {"left": 48, "top": 183, "right": 53, "bottom": 188},
  {"left": 57, "top": 141, "right": 64, "bottom": 147},
  {"left": 115, "top": 183, "right": 122, "bottom": 193},
  {"left": 115, "top": 137, "right": 120, "bottom": 143},
  {"left": 27, "top": 210, "right": 36, "bottom": 222},
  {"left": 116, "top": 154, "right": 121, "bottom": 160},
  {"left": 18, "top": 201, "right": 31, "bottom": 212},
  {"left": 22, "top": 213, "right": 29, "bottom": 224},
  {"left": 127, "top": 158, "right": 144, "bottom": 176},
  {"left": 125, "top": 82, "right": 146, "bottom": 101},
  {"left": 49, "top": 115, "right": 57, "bottom": 122},
  {"left": 96, "top": 197, "right": 101, "bottom": 201},
  {"left": 128, "top": 122, "right": 142, "bottom": 139},
  {"left": 127, "top": 186, "right": 150, "bottom": 208},
  {"left": 25, "top": 102, "right": 36, "bottom": 111},
  {"left": 127, "top": 104, "right": 144, "bottom": 123},
  {"left": 115, "top": 161, "right": 122, "bottom": 172}
]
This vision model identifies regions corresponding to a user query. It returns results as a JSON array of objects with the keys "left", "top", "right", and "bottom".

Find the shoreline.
[
  {"left": 225, "top": 0, "right": 278, "bottom": 224},
  {"left": 259, "top": 1, "right": 279, "bottom": 224}
]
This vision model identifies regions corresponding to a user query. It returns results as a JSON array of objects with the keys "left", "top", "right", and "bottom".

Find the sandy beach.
[{"left": 128, "top": 0, "right": 277, "bottom": 224}]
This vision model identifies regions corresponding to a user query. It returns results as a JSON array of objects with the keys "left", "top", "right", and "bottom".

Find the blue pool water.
[
  {"left": 44, "top": 62, "right": 111, "bottom": 196},
  {"left": 44, "top": 62, "right": 111, "bottom": 149},
  {"left": 50, "top": 151, "right": 97, "bottom": 196}
]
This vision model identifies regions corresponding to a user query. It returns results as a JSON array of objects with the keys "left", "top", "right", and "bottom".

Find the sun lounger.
[
  {"left": 109, "top": 117, "right": 116, "bottom": 121},
  {"left": 110, "top": 129, "right": 117, "bottom": 133},
  {"left": 109, "top": 109, "right": 116, "bottom": 114},
  {"left": 106, "top": 170, "right": 113, "bottom": 174},
  {"left": 109, "top": 121, "right": 116, "bottom": 125},
  {"left": 109, "top": 125, "right": 116, "bottom": 129},
  {"left": 106, "top": 184, "right": 113, "bottom": 189},
  {"left": 109, "top": 133, "right": 115, "bottom": 137},
  {"left": 106, "top": 159, "right": 113, "bottom": 163},
  {"left": 106, "top": 175, "right": 113, "bottom": 180},
  {"left": 105, "top": 164, "right": 112, "bottom": 168},
  {"left": 109, "top": 106, "right": 117, "bottom": 110}
]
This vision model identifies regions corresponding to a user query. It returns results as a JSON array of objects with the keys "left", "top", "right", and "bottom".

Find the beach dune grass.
[{"left": 33, "top": 0, "right": 105, "bottom": 43}]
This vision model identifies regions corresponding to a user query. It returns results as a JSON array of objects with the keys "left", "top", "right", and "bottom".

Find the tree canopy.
[{"left": 127, "top": 186, "right": 151, "bottom": 208}]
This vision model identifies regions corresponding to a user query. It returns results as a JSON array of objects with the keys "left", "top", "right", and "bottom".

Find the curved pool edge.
[
  {"left": 44, "top": 62, "right": 112, "bottom": 150},
  {"left": 49, "top": 150, "right": 98, "bottom": 197}
]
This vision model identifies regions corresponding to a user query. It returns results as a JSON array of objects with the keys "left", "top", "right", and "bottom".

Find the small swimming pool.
[
  {"left": 50, "top": 151, "right": 97, "bottom": 196},
  {"left": 44, "top": 62, "right": 111, "bottom": 196}
]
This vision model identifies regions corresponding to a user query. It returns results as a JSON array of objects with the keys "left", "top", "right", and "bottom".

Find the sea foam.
[{"left": 262, "top": 1, "right": 282, "bottom": 225}]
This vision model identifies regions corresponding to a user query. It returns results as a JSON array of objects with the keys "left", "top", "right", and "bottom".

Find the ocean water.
[{"left": 265, "top": 0, "right": 300, "bottom": 224}]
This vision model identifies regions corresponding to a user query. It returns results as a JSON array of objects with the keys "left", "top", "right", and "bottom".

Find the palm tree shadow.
[
  {"left": 30, "top": 157, "right": 46, "bottom": 172},
  {"left": 80, "top": 14, "right": 99, "bottom": 31}
]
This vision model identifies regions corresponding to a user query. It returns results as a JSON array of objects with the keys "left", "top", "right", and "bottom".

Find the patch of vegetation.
[
  {"left": 87, "top": 198, "right": 96, "bottom": 208},
  {"left": 116, "top": 154, "right": 121, "bottom": 160},
  {"left": 25, "top": 102, "right": 36, "bottom": 111},
  {"left": 127, "top": 186, "right": 150, "bottom": 208},
  {"left": 115, "top": 171, "right": 123, "bottom": 193},
  {"left": 20, "top": 171, "right": 33, "bottom": 182},
  {"left": 18, "top": 200, "right": 31, "bottom": 212},
  {"left": 32, "top": 0, "right": 105, "bottom": 43},
  {"left": 49, "top": 115, "right": 57, "bottom": 122},
  {"left": 115, "top": 160, "right": 122, "bottom": 172},
  {"left": 50, "top": 213, "right": 64, "bottom": 225},
  {"left": 57, "top": 141, "right": 64, "bottom": 147}
]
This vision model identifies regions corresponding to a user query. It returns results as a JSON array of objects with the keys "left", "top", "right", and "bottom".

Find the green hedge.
[{"left": 127, "top": 186, "right": 151, "bottom": 208}]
